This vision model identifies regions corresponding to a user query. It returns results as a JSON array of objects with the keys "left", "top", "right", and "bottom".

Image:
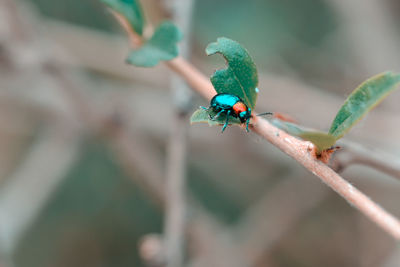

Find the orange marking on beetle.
[{"left": 232, "top": 102, "right": 247, "bottom": 116}]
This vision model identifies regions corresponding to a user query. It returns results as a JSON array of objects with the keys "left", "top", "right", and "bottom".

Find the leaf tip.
[
  {"left": 328, "top": 71, "right": 400, "bottom": 139},
  {"left": 125, "top": 53, "right": 157, "bottom": 67},
  {"left": 205, "top": 37, "right": 230, "bottom": 56},
  {"left": 205, "top": 42, "right": 218, "bottom": 56},
  {"left": 159, "top": 21, "right": 183, "bottom": 42}
]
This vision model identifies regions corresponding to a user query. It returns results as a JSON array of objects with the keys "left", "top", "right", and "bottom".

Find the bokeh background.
[{"left": 1, "top": 0, "right": 400, "bottom": 266}]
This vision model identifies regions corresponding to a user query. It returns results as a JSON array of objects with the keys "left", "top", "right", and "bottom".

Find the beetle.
[{"left": 201, "top": 93, "right": 272, "bottom": 133}]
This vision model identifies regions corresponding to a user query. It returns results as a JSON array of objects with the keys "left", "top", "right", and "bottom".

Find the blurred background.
[{"left": 1, "top": 0, "right": 400, "bottom": 266}]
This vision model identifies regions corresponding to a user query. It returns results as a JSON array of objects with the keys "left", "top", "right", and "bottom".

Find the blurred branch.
[
  {"left": 186, "top": 202, "right": 247, "bottom": 267},
  {"left": 331, "top": 140, "right": 400, "bottom": 179},
  {"left": 138, "top": 234, "right": 165, "bottom": 267},
  {"left": 0, "top": 102, "right": 37, "bottom": 185},
  {"left": 0, "top": 1, "right": 84, "bottom": 261},
  {"left": 164, "top": 83, "right": 189, "bottom": 267},
  {"left": 105, "top": 120, "right": 167, "bottom": 204},
  {"left": 232, "top": 174, "right": 329, "bottom": 265},
  {"left": 0, "top": 0, "right": 29, "bottom": 42},
  {"left": 110, "top": 10, "right": 400, "bottom": 240},
  {"left": 163, "top": 0, "right": 194, "bottom": 265},
  {"left": 0, "top": 125, "right": 80, "bottom": 254},
  {"left": 46, "top": 63, "right": 167, "bottom": 207}
]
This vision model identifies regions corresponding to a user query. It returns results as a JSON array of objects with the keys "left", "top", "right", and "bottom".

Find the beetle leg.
[
  {"left": 210, "top": 109, "right": 224, "bottom": 121},
  {"left": 221, "top": 110, "right": 231, "bottom": 133},
  {"left": 246, "top": 118, "right": 250, "bottom": 132},
  {"left": 200, "top": 106, "right": 214, "bottom": 120}
]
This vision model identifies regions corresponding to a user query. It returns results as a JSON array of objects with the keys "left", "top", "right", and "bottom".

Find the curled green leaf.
[
  {"left": 329, "top": 72, "right": 400, "bottom": 139},
  {"left": 126, "top": 22, "right": 182, "bottom": 67},
  {"left": 298, "top": 132, "right": 337, "bottom": 152},
  {"left": 272, "top": 120, "right": 336, "bottom": 152},
  {"left": 102, "top": 0, "right": 145, "bottom": 35},
  {"left": 206, "top": 38, "right": 259, "bottom": 109},
  {"left": 190, "top": 108, "right": 240, "bottom": 126}
]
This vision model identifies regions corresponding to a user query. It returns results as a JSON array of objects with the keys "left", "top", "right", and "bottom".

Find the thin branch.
[
  {"left": 166, "top": 58, "right": 215, "bottom": 101},
  {"left": 110, "top": 10, "right": 142, "bottom": 48},
  {"left": 164, "top": 118, "right": 188, "bottom": 267},
  {"left": 163, "top": 0, "right": 195, "bottom": 266},
  {"left": 109, "top": 11, "right": 400, "bottom": 240},
  {"left": 1, "top": 0, "right": 30, "bottom": 42}
]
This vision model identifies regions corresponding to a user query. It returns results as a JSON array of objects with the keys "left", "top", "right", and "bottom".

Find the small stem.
[
  {"left": 166, "top": 58, "right": 216, "bottom": 100},
  {"left": 110, "top": 10, "right": 143, "bottom": 48}
]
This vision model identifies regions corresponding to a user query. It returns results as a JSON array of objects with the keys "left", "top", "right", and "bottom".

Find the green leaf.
[
  {"left": 190, "top": 108, "right": 241, "bottom": 126},
  {"left": 329, "top": 72, "right": 400, "bottom": 139},
  {"left": 298, "top": 132, "right": 337, "bottom": 152},
  {"left": 270, "top": 72, "right": 400, "bottom": 151},
  {"left": 126, "top": 22, "right": 182, "bottom": 67},
  {"left": 206, "top": 38, "right": 259, "bottom": 109},
  {"left": 102, "top": 0, "right": 145, "bottom": 35},
  {"left": 271, "top": 120, "right": 336, "bottom": 152}
]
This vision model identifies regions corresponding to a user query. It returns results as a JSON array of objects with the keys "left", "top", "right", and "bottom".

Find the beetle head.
[{"left": 239, "top": 108, "right": 251, "bottom": 123}]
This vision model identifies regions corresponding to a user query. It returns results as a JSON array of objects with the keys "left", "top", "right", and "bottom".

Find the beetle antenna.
[{"left": 257, "top": 112, "right": 273, "bottom": 117}]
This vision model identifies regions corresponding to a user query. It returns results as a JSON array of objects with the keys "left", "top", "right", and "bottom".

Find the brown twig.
[
  {"left": 109, "top": 11, "right": 400, "bottom": 240},
  {"left": 167, "top": 58, "right": 216, "bottom": 101},
  {"left": 110, "top": 10, "right": 143, "bottom": 47}
]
